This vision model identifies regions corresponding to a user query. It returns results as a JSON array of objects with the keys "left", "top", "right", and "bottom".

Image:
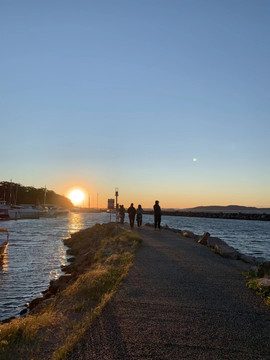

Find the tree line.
[{"left": 0, "top": 181, "right": 73, "bottom": 208}]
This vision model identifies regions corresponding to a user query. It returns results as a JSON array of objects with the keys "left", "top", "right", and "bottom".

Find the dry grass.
[
  {"left": 245, "top": 272, "right": 270, "bottom": 308},
  {"left": 0, "top": 224, "right": 142, "bottom": 360}
]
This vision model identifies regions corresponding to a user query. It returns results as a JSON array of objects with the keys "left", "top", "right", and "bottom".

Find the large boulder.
[
  {"left": 257, "top": 278, "right": 270, "bottom": 290},
  {"left": 29, "top": 297, "right": 43, "bottom": 310},
  {"left": 215, "top": 244, "right": 238, "bottom": 260},
  {"left": 49, "top": 274, "right": 73, "bottom": 294},
  {"left": 239, "top": 254, "right": 257, "bottom": 265},
  {"left": 182, "top": 230, "right": 195, "bottom": 238},
  {"left": 207, "top": 236, "right": 227, "bottom": 248}
]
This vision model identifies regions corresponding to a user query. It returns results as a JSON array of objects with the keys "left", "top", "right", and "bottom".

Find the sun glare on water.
[{"left": 68, "top": 189, "right": 85, "bottom": 206}]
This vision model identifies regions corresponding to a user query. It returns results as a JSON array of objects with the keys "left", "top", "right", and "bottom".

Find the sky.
[{"left": 1, "top": 0, "right": 270, "bottom": 209}]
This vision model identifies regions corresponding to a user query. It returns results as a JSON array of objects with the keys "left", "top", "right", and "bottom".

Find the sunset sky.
[{"left": 1, "top": 0, "right": 270, "bottom": 209}]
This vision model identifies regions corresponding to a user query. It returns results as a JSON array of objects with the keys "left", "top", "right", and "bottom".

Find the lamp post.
[{"left": 115, "top": 188, "right": 119, "bottom": 212}]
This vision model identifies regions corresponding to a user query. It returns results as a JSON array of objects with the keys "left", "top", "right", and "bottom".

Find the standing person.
[
  {"left": 127, "top": 203, "right": 136, "bottom": 228},
  {"left": 136, "top": 204, "right": 144, "bottom": 227},
  {"left": 119, "top": 205, "right": 125, "bottom": 224},
  {"left": 153, "top": 200, "right": 162, "bottom": 229}
]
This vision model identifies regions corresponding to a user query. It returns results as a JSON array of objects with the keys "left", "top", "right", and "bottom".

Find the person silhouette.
[
  {"left": 153, "top": 200, "right": 162, "bottom": 229},
  {"left": 136, "top": 204, "right": 144, "bottom": 227},
  {"left": 119, "top": 205, "right": 125, "bottom": 224},
  {"left": 127, "top": 203, "right": 136, "bottom": 228}
]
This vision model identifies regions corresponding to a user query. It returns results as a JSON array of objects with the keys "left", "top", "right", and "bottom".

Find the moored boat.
[
  {"left": 0, "top": 201, "right": 20, "bottom": 220},
  {"left": 15, "top": 205, "right": 40, "bottom": 219},
  {"left": 41, "top": 205, "right": 69, "bottom": 217},
  {"left": 0, "top": 201, "right": 40, "bottom": 220}
]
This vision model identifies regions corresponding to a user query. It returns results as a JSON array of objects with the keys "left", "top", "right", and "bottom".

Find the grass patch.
[
  {"left": 0, "top": 224, "right": 142, "bottom": 360},
  {"left": 244, "top": 271, "right": 270, "bottom": 306}
]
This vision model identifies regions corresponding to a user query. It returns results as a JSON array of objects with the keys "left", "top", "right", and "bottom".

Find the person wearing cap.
[{"left": 127, "top": 203, "right": 136, "bottom": 228}]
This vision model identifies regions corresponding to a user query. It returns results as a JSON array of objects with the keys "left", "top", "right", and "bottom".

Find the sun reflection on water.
[
  {"left": 68, "top": 213, "right": 85, "bottom": 234},
  {"left": 0, "top": 255, "right": 8, "bottom": 273}
]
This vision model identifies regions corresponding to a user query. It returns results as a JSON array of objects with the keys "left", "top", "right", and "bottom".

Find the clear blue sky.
[{"left": 1, "top": 0, "right": 270, "bottom": 208}]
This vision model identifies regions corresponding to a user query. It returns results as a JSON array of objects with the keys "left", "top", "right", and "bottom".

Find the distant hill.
[
  {"left": 182, "top": 205, "right": 270, "bottom": 214},
  {"left": 0, "top": 181, "right": 73, "bottom": 208}
]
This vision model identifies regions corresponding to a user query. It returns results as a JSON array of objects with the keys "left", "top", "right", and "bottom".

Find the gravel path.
[{"left": 68, "top": 226, "right": 270, "bottom": 360}]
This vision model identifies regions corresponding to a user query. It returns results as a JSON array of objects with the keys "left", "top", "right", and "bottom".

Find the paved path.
[{"left": 68, "top": 226, "right": 270, "bottom": 360}]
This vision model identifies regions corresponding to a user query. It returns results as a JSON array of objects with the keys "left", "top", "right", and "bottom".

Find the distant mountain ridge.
[{"left": 182, "top": 205, "right": 270, "bottom": 213}]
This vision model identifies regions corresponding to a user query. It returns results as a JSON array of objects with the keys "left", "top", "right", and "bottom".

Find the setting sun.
[{"left": 68, "top": 189, "right": 85, "bottom": 206}]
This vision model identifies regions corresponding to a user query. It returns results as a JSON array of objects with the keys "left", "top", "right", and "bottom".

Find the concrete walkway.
[{"left": 68, "top": 226, "right": 270, "bottom": 360}]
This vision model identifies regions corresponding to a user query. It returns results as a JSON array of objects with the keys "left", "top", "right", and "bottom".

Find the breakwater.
[
  {"left": 1, "top": 212, "right": 270, "bottom": 322},
  {"left": 143, "top": 210, "right": 270, "bottom": 221}
]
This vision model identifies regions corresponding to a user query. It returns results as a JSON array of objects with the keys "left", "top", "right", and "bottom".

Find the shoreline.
[
  {"left": 0, "top": 224, "right": 142, "bottom": 358},
  {"left": 1, "top": 222, "right": 265, "bottom": 324},
  {"left": 1, "top": 223, "right": 270, "bottom": 359}
]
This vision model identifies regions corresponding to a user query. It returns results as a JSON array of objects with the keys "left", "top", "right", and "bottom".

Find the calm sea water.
[{"left": 0, "top": 212, "right": 269, "bottom": 321}]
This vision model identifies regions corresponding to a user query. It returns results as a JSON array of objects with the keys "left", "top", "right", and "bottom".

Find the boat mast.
[{"left": 44, "top": 186, "right": 47, "bottom": 205}]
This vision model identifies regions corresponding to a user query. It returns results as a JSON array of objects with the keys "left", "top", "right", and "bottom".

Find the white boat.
[
  {"left": 0, "top": 201, "right": 40, "bottom": 220},
  {"left": 15, "top": 204, "right": 40, "bottom": 219},
  {"left": 0, "top": 201, "right": 20, "bottom": 220},
  {"left": 40, "top": 204, "right": 69, "bottom": 217},
  {"left": 0, "top": 229, "right": 9, "bottom": 257},
  {"left": 51, "top": 207, "right": 69, "bottom": 216}
]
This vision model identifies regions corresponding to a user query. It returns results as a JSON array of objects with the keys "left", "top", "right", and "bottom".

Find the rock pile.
[
  {"left": 197, "top": 232, "right": 257, "bottom": 264},
  {"left": 256, "top": 262, "right": 270, "bottom": 291}
]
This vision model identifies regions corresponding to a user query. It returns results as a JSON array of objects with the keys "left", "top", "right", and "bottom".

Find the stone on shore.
[
  {"left": 214, "top": 244, "right": 239, "bottom": 260},
  {"left": 207, "top": 236, "right": 227, "bottom": 248},
  {"left": 257, "top": 278, "right": 270, "bottom": 290},
  {"left": 19, "top": 308, "right": 28, "bottom": 316},
  {"left": 239, "top": 254, "right": 257, "bottom": 265},
  {"left": 182, "top": 230, "right": 195, "bottom": 238},
  {"left": 48, "top": 274, "right": 73, "bottom": 294},
  {"left": 29, "top": 297, "right": 44, "bottom": 310}
]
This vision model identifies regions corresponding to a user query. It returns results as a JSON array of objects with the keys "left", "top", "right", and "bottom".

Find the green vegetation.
[
  {"left": 0, "top": 181, "right": 73, "bottom": 208},
  {"left": 245, "top": 271, "right": 270, "bottom": 307},
  {"left": 0, "top": 223, "right": 142, "bottom": 360}
]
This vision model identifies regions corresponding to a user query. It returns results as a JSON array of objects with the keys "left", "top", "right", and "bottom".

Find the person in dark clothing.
[
  {"left": 119, "top": 205, "right": 125, "bottom": 224},
  {"left": 153, "top": 200, "right": 162, "bottom": 229},
  {"left": 136, "top": 204, "right": 144, "bottom": 227},
  {"left": 127, "top": 203, "right": 136, "bottom": 228}
]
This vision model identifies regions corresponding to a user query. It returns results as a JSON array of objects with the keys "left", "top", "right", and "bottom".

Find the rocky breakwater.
[
  {"left": 143, "top": 210, "right": 270, "bottom": 221},
  {"left": 0, "top": 224, "right": 142, "bottom": 358},
  {"left": 173, "top": 226, "right": 270, "bottom": 306},
  {"left": 147, "top": 223, "right": 257, "bottom": 265},
  {"left": 197, "top": 231, "right": 258, "bottom": 264},
  {"left": 20, "top": 223, "right": 135, "bottom": 318}
]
